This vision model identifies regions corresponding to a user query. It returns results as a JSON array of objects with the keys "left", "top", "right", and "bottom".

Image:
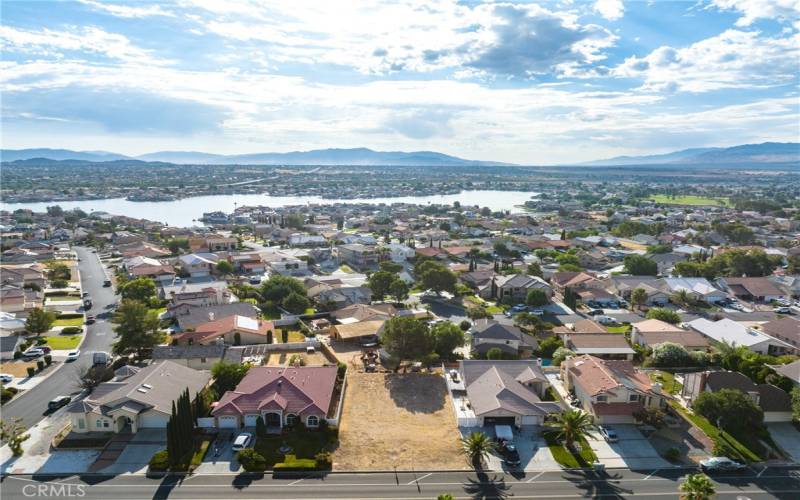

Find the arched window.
[
  {"left": 306, "top": 415, "right": 319, "bottom": 427},
  {"left": 285, "top": 414, "right": 298, "bottom": 426}
]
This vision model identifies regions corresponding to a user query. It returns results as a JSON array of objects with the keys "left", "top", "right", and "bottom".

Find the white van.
[{"left": 232, "top": 432, "right": 252, "bottom": 451}]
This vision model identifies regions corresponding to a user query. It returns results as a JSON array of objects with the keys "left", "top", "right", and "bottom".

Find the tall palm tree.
[
  {"left": 553, "top": 410, "right": 597, "bottom": 450},
  {"left": 631, "top": 288, "right": 647, "bottom": 311},
  {"left": 460, "top": 431, "right": 497, "bottom": 468},
  {"left": 679, "top": 473, "right": 716, "bottom": 500}
]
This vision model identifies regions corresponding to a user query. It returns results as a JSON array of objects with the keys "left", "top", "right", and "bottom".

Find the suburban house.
[
  {"left": 0, "top": 263, "right": 46, "bottom": 289},
  {"left": 682, "top": 371, "right": 793, "bottom": 422},
  {"left": 122, "top": 256, "right": 175, "bottom": 283},
  {"left": 262, "top": 251, "right": 307, "bottom": 276},
  {"left": 337, "top": 244, "right": 381, "bottom": 270},
  {"left": 453, "top": 360, "right": 562, "bottom": 427},
  {"left": 602, "top": 276, "right": 669, "bottom": 306},
  {"left": 460, "top": 270, "right": 497, "bottom": 299},
  {"left": 661, "top": 277, "right": 728, "bottom": 304},
  {"left": 178, "top": 253, "right": 219, "bottom": 278},
  {"left": 554, "top": 319, "right": 608, "bottom": 335},
  {"left": 471, "top": 319, "right": 537, "bottom": 358},
  {"left": 770, "top": 360, "right": 800, "bottom": 387},
  {"left": 718, "top": 277, "right": 789, "bottom": 303},
  {"left": 211, "top": 366, "right": 338, "bottom": 430},
  {"left": 756, "top": 317, "right": 800, "bottom": 351},
  {"left": 66, "top": 361, "right": 211, "bottom": 433},
  {"left": 493, "top": 274, "right": 553, "bottom": 303},
  {"left": 168, "top": 302, "right": 260, "bottom": 331},
  {"left": 151, "top": 344, "right": 226, "bottom": 370},
  {"left": 171, "top": 315, "right": 275, "bottom": 346},
  {"left": 562, "top": 354, "right": 669, "bottom": 424},
  {"left": 563, "top": 334, "right": 636, "bottom": 360},
  {"left": 687, "top": 318, "right": 795, "bottom": 355},
  {"left": 305, "top": 277, "right": 372, "bottom": 308},
  {"left": 631, "top": 319, "right": 710, "bottom": 351},
  {"left": 330, "top": 319, "right": 385, "bottom": 344},
  {"left": 385, "top": 243, "right": 416, "bottom": 263},
  {"left": 161, "top": 280, "right": 233, "bottom": 307}
]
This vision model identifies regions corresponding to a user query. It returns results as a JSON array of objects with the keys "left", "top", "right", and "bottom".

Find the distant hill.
[
  {"left": 2, "top": 147, "right": 512, "bottom": 167},
  {"left": 581, "top": 142, "right": 800, "bottom": 166}
]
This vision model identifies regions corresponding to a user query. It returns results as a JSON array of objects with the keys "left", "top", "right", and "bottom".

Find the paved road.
[
  {"left": 2, "top": 247, "right": 118, "bottom": 428},
  {"left": 2, "top": 466, "right": 800, "bottom": 499}
]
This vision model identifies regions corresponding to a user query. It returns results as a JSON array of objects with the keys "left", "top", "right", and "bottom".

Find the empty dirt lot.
[{"left": 335, "top": 371, "right": 464, "bottom": 471}]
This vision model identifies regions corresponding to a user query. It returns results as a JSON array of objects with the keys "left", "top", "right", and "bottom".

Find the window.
[
  {"left": 629, "top": 394, "right": 640, "bottom": 402},
  {"left": 285, "top": 414, "right": 298, "bottom": 426},
  {"left": 103, "top": 420, "right": 110, "bottom": 428},
  {"left": 307, "top": 415, "right": 319, "bottom": 427},
  {"left": 96, "top": 420, "right": 102, "bottom": 428},
  {"left": 201, "top": 357, "right": 207, "bottom": 363},
  {"left": 596, "top": 395, "right": 607, "bottom": 403},
  {"left": 78, "top": 418, "right": 85, "bottom": 429}
]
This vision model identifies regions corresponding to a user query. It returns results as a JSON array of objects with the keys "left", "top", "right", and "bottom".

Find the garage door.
[
  {"left": 244, "top": 414, "right": 260, "bottom": 427},
  {"left": 139, "top": 412, "right": 169, "bottom": 428},
  {"left": 521, "top": 416, "right": 540, "bottom": 426},
  {"left": 218, "top": 416, "right": 239, "bottom": 429},
  {"left": 600, "top": 415, "right": 635, "bottom": 425},
  {"left": 483, "top": 417, "right": 516, "bottom": 426}
]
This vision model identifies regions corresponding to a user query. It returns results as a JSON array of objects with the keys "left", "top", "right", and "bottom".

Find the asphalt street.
[
  {"left": 2, "top": 247, "right": 119, "bottom": 429},
  {"left": 3, "top": 467, "right": 800, "bottom": 499}
]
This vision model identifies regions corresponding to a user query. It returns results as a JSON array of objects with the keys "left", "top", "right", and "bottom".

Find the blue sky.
[{"left": 1, "top": 0, "right": 798, "bottom": 164}]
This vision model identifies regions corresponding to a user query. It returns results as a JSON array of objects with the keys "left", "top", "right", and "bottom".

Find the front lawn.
[
  {"left": 605, "top": 325, "right": 631, "bottom": 334},
  {"left": 44, "top": 335, "right": 81, "bottom": 349},
  {"left": 648, "top": 371, "right": 682, "bottom": 395},
  {"left": 254, "top": 429, "right": 333, "bottom": 467},
  {"left": 53, "top": 317, "right": 84, "bottom": 327},
  {"left": 669, "top": 401, "right": 760, "bottom": 462},
  {"left": 46, "top": 296, "right": 81, "bottom": 302},
  {"left": 542, "top": 430, "right": 597, "bottom": 468},
  {"left": 485, "top": 304, "right": 504, "bottom": 314}
]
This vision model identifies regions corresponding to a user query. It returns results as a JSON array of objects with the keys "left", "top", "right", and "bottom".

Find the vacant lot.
[
  {"left": 649, "top": 194, "right": 731, "bottom": 207},
  {"left": 265, "top": 349, "right": 332, "bottom": 366},
  {"left": 335, "top": 371, "right": 463, "bottom": 471},
  {"left": 0, "top": 361, "right": 36, "bottom": 377}
]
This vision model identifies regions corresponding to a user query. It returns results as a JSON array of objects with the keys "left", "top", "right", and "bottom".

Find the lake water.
[{"left": 1, "top": 190, "right": 539, "bottom": 228}]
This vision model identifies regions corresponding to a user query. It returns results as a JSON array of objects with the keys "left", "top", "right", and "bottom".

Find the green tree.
[
  {"left": 379, "top": 317, "right": 433, "bottom": 370},
  {"left": 460, "top": 431, "right": 496, "bottom": 468},
  {"left": 650, "top": 342, "right": 691, "bottom": 367},
  {"left": 216, "top": 260, "right": 234, "bottom": 276},
  {"left": 646, "top": 307, "right": 681, "bottom": 324},
  {"left": 623, "top": 255, "right": 658, "bottom": 276},
  {"left": 537, "top": 335, "right": 563, "bottom": 359},
  {"left": 486, "top": 347, "right": 504, "bottom": 360},
  {"left": 553, "top": 410, "right": 596, "bottom": 450},
  {"left": 25, "top": 307, "right": 56, "bottom": 335},
  {"left": 430, "top": 321, "right": 465, "bottom": 360},
  {"left": 526, "top": 262, "right": 543, "bottom": 277},
  {"left": 416, "top": 260, "right": 457, "bottom": 295},
  {"left": 389, "top": 279, "right": 410, "bottom": 302},
  {"left": 679, "top": 473, "right": 716, "bottom": 500},
  {"left": 282, "top": 291, "right": 311, "bottom": 314},
  {"left": 166, "top": 238, "right": 189, "bottom": 254},
  {"left": 694, "top": 388, "right": 763, "bottom": 435},
  {"left": 633, "top": 406, "right": 666, "bottom": 429},
  {"left": 112, "top": 300, "right": 164, "bottom": 360},
  {"left": 631, "top": 288, "right": 647, "bottom": 310},
  {"left": 792, "top": 387, "right": 800, "bottom": 422},
  {"left": 367, "top": 270, "right": 396, "bottom": 301},
  {"left": 0, "top": 418, "right": 30, "bottom": 456},
  {"left": 526, "top": 289, "right": 549, "bottom": 307},
  {"left": 210, "top": 361, "right": 251, "bottom": 395},
  {"left": 551, "top": 347, "right": 575, "bottom": 366},
  {"left": 260, "top": 275, "right": 307, "bottom": 303},
  {"left": 118, "top": 277, "right": 157, "bottom": 303}
]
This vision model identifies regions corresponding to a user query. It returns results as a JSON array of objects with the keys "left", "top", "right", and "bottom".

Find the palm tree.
[
  {"left": 553, "top": 410, "right": 597, "bottom": 451},
  {"left": 679, "top": 473, "right": 716, "bottom": 500},
  {"left": 713, "top": 340, "right": 749, "bottom": 371},
  {"left": 460, "top": 431, "right": 496, "bottom": 468},
  {"left": 671, "top": 289, "right": 692, "bottom": 309},
  {"left": 437, "top": 495, "right": 455, "bottom": 500},
  {"left": 631, "top": 288, "right": 647, "bottom": 310}
]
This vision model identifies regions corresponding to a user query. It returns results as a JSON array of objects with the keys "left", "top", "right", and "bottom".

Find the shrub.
[
  {"left": 1, "top": 386, "right": 20, "bottom": 404},
  {"left": 459, "top": 320, "right": 471, "bottom": 331},
  {"left": 35, "top": 337, "right": 47, "bottom": 345},
  {"left": 13, "top": 351, "right": 21, "bottom": 360},
  {"left": 273, "top": 454, "right": 318, "bottom": 471},
  {"left": 36, "top": 360, "right": 45, "bottom": 371},
  {"left": 664, "top": 447, "right": 680, "bottom": 462},
  {"left": 44, "top": 354, "right": 52, "bottom": 366},
  {"left": 51, "top": 279, "right": 69, "bottom": 289},
  {"left": 336, "top": 361, "right": 347, "bottom": 380},
  {"left": 650, "top": 342, "right": 691, "bottom": 367},
  {"left": 237, "top": 448, "right": 267, "bottom": 472},
  {"left": 61, "top": 327, "right": 83, "bottom": 334},
  {"left": 314, "top": 451, "right": 332, "bottom": 469},
  {"left": 27, "top": 367, "right": 35, "bottom": 378},
  {"left": 149, "top": 450, "right": 169, "bottom": 471}
]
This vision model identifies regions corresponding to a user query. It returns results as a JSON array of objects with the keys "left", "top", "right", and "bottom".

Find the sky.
[{"left": 1, "top": 0, "right": 799, "bottom": 165}]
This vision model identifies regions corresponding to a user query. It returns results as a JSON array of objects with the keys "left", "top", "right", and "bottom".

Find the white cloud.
[
  {"left": 614, "top": 29, "right": 799, "bottom": 92},
  {"left": 710, "top": 0, "right": 800, "bottom": 26},
  {"left": 594, "top": 0, "right": 625, "bottom": 21},
  {"left": 78, "top": 0, "right": 175, "bottom": 18}
]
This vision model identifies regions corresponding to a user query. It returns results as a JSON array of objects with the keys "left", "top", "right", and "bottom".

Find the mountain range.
[{"left": 1, "top": 142, "right": 798, "bottom": 166}]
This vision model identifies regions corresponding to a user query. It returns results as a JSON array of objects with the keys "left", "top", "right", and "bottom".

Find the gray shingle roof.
[{"left": 460, "top": 360, "right": 561, "bottom": 418}]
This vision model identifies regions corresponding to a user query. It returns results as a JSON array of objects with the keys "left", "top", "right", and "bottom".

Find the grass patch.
[
  {"left": 649, "top": 194, "right": 731, "bottom": 207},
  {"left": 46, "top": 296, "right": 81, "bottom": 302},
  {"left": 190, "top": 439, "right": 212, "bottom": 468},
  {"left": 43, "top": 335, "right": 81, "bottom": 349},
  {"left": 338, "top": 264, "right": 354, "bottom": 274},
  {"left": 53, "top": 317, "right": 84, "bottom": 327},
  {"left": 669, "top": 401, "right": 760, "bottom": 462},
  {"left": 648, "top": 371, "right": 682, "bottom": 395},
  {"left": 254, "top": 430, "right": 333, "bottom": 467},
  {"left": 542, "top": 430, "right": 597, "bottom": 468},
  {"left": 606, "top": 325, "right": 631, "bottom": 334},
  {"left": 150, "top": 307, "right": 167, "bottom": 316}
]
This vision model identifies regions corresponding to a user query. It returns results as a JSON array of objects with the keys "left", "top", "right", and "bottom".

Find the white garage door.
[
  {"left": 521, "top": 416, "right": 540, "bottom": 426},
  {"left": 139, "top": 412, "right": 169, "bottom": 428},
  {"left": 244, "top": 414, "right": 260, "bottom": 427},
  {"left": 218, "top": 416, "right": 239, "bottom": 429}
]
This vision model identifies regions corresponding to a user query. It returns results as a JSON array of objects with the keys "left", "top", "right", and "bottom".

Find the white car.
[
  {"left": 232, "top": 432, "right": 253, "bottom": 451},
  {"left": 66, "top": 350, "right": 80, "bottom": 361},
  {"left": 0, "top": 374, "right": 13, "bottom": 384},
  {"left": 596, "top": 315, "right": 620, "bottom": 326}
]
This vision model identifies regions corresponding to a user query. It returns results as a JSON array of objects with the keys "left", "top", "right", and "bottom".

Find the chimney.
[
  {"left": 277, "top": 380, "right": 282, "bottom": 393},
  {"left": 652, "top": 382, "right": 662, "bottom": 394},
  {"left": 208, "top": 312, "right": 215, "bottom": 321},
  {"left": 536, "top": 358, "right": 542, "bottom": 367}
]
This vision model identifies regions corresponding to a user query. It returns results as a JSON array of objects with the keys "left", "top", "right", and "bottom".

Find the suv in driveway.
[
  {"left": 499, "top": 441, "right": 521, "bottom": 467},
  {"left": 599, "top": 426, "right": 619, "bottom": 443},
  {"left": 232, "top": 432, "right": 253, "bottom": 452}
]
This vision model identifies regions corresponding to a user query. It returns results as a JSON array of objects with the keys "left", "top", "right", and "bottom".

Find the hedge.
[
  {"left": 238, "top": 448, "right": 267, "bottom": 472},
  {"left": 273, "top": 454, "right": 318, "bottom": 471},
  {"left": 56, "top": 312, "right": 84, "bottom": 319},
  {"left": 149, "top": 450, "right": 169, "bottom": 471},
  {"left": 61, "top": 327, "right": 83, "bottom": 334}
]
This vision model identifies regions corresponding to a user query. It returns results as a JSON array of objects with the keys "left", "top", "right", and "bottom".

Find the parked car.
[
  {"left": 530, "top": 309, "right": 545, "bottom": 316},
  {"left": 22, "top": 348, "right": 45, "bottom": 359},
  {"left": 596, "top": 315, "right": 620, "bottom": 326},
  {"left": 0, "top": 374, "right": 13, "bottom": 383},
  {"left": 81, "top": 291, "right": 90, "bottom": 298},
  {"left": 500, "top": 442, "right": 521, "bottom": 467},
  {"left": 103, "top": 279, "right": 112, "bottom": 287},
  {"left": 587, "top": 309, "right": 604, "bottom": 316},
  {"left": 86, "top": 315, "right": 96, "bottom": 324},
  {"left": 700, "top": 456, "right": 746, "bottom": 473},
  {"left": 248, "top": 276, "right": 262, "bottom": 285},
  {"left": 599, "top": 426, "right": 618, "bottom": 443},
  {"left": 48, "top": 396, "right": 72, "bottom": 411},
  {"left": 66, "top": 350, "right": 80, "bottom": 361},
  {"left": 232, "top": 432, "right": 253, "bottom": 451},
  {"left": 775, "top": 307, "right": 792, "bottom": 314}
]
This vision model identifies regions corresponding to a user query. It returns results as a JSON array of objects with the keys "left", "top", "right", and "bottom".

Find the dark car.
[
  {"left": 85, "top": 315, "right": 96, "bottom": 324},
  {"left": 103, "top": 279, "right": 112, "bottom": 287},
  {"left": 500, "top": 442, "right": 521, "bottom": 467},
  {"left": 48, "top": 395, "right": 71, "bottom": 411}
]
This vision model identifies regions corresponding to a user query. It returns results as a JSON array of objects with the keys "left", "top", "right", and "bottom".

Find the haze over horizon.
[{"left": 2, "top": 0, "right": 799, "bottom": 164}]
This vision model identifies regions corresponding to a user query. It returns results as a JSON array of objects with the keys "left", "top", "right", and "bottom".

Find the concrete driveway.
[
  {"left": 767, "top": 423, "right": 800, "bottom": 463},
  {"left": 588, "top": 425, "right": 669, "bottom": 470},
  {"left": 465, "top": 426, "right": 560, "bottom": 472},
  {"left": 195, "top": 433, "right": 242, "bottom": 473},
  {"left": 99, "top": 429, "right": 167, "bottom": 474}
]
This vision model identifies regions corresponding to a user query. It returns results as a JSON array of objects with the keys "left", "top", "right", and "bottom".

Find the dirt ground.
[
  {"left": 335, "top": 371, "right": 464, "bottom": 471},
  {"left": 265, "top": 349, "right": 332, "bottom": 366},
  {"left": 0, "top": 361, "right": 37, "bottom": 377}
]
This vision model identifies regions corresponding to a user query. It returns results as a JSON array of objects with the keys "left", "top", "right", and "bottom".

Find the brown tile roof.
[
  {"left": 760, "top": 317, "right": 800, "bottom": 344},
  {"left": 566, "top": 355, "right": 653, "bottom": 397},
  {"left": 724, "top": 277, "right": 785, "bottom": 298}
]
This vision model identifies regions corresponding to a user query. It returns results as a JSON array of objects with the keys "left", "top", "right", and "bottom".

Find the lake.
[{"left": 1, "top": 190, "right": 539, "bottom": 228}]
